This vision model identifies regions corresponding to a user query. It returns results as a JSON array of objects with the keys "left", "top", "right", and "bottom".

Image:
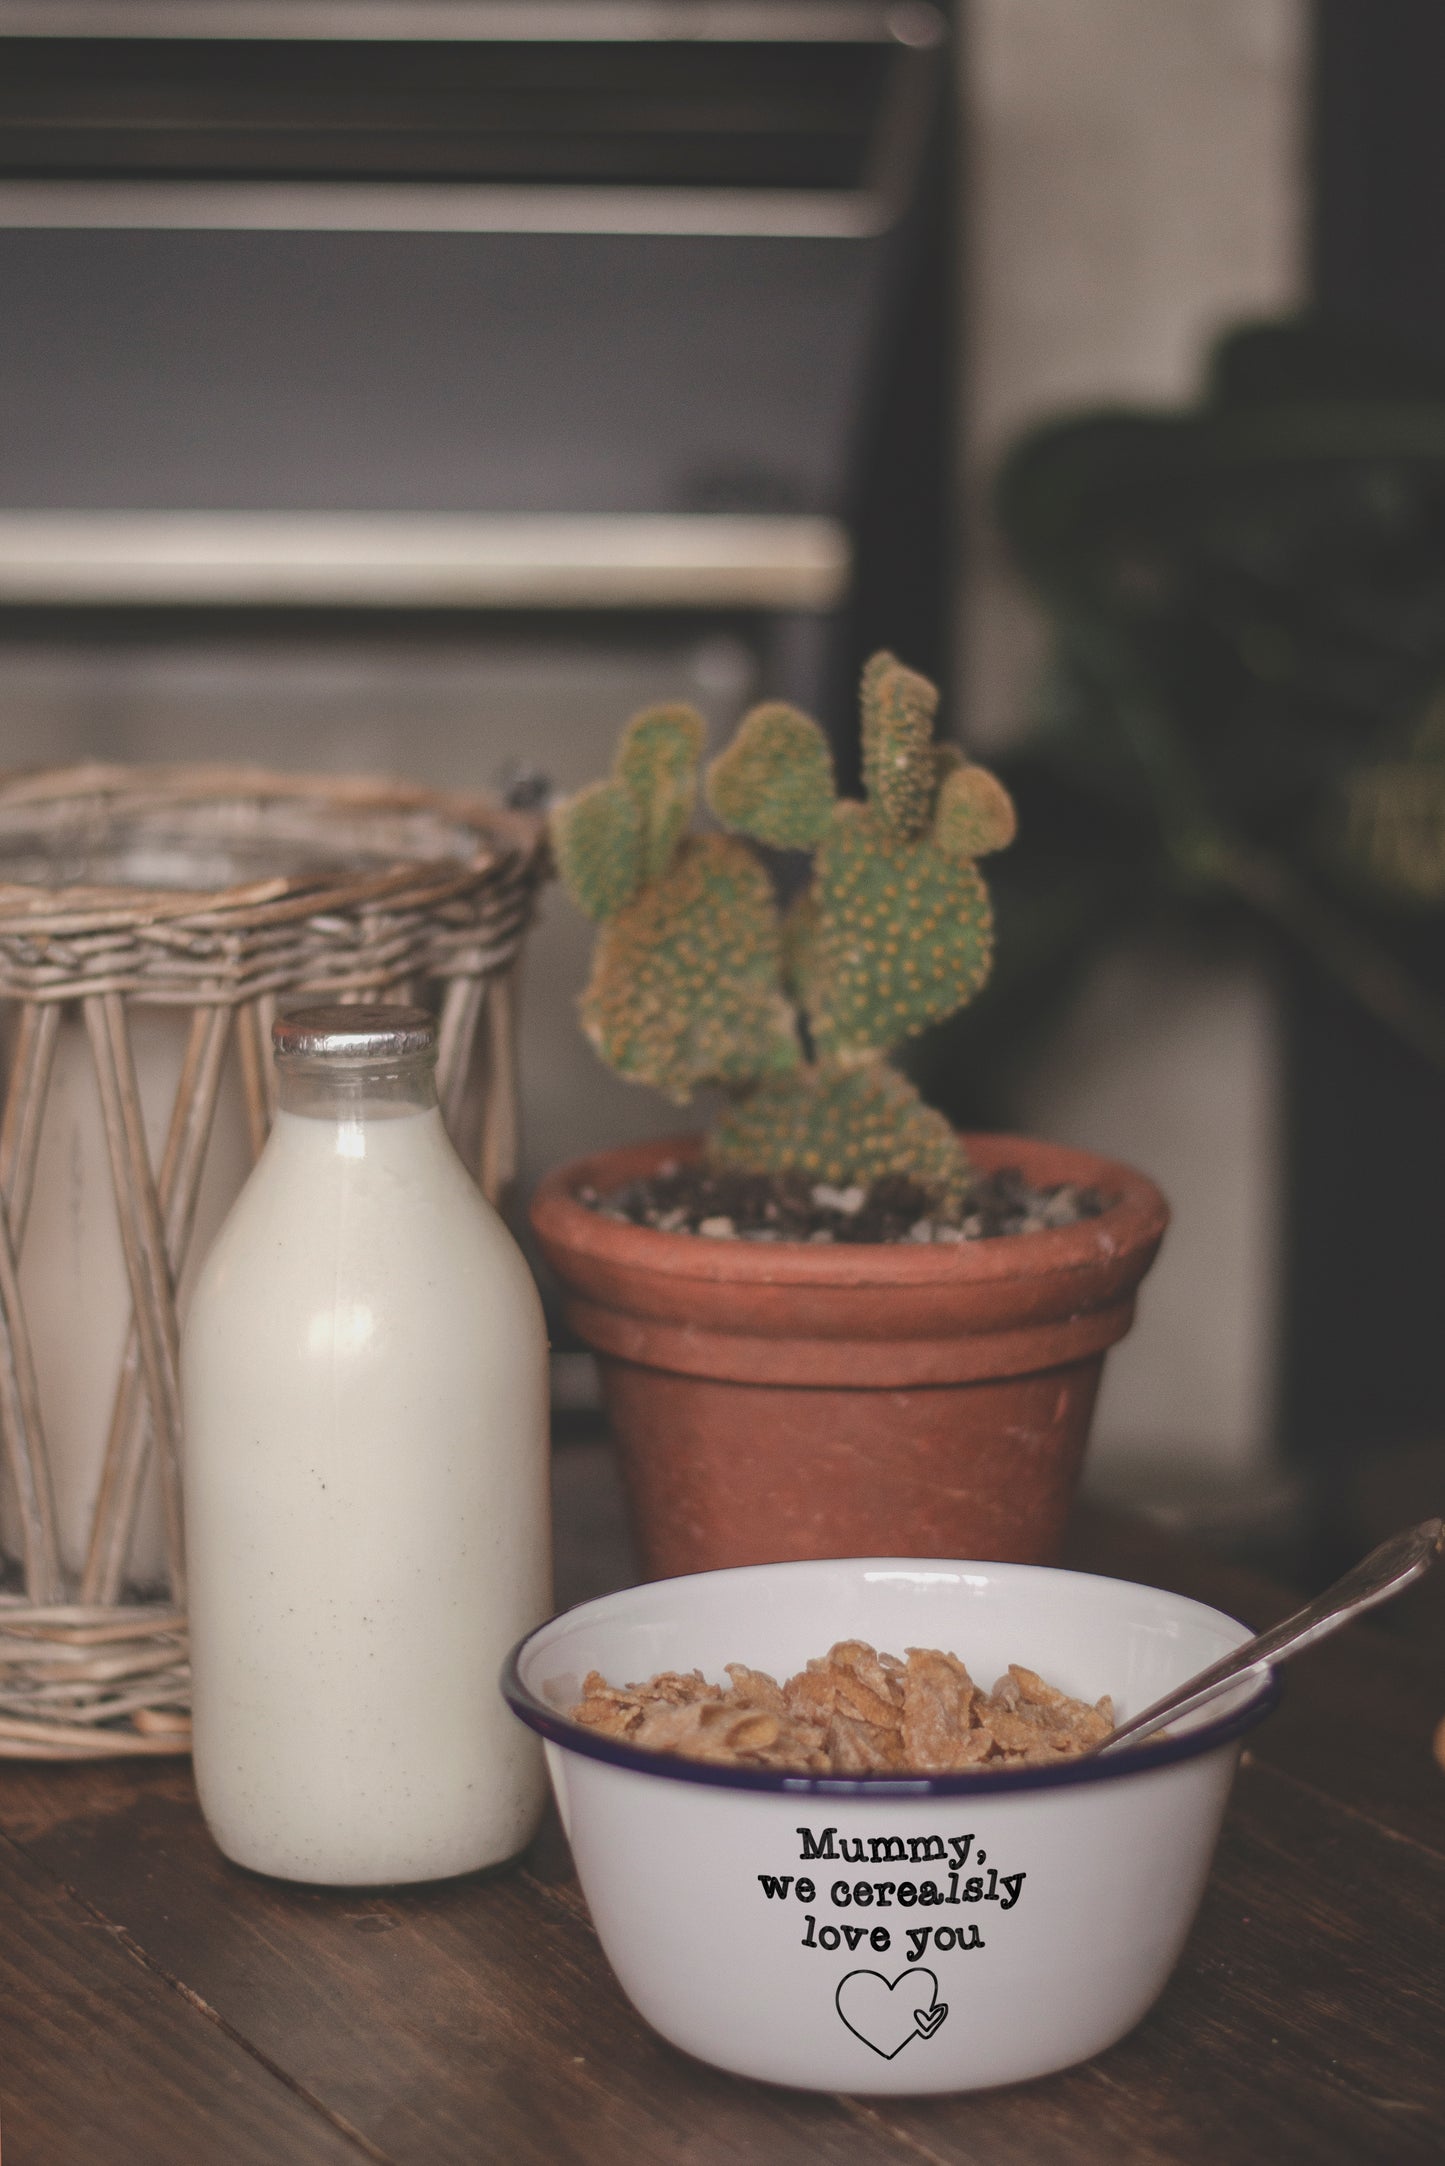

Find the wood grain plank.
[
  {"left": 3, "top": 1460, "right": 1440, "bottom": 2166},
  {"left": 3, "top": 1734, "right": 1441, "bottom": 2166},
  {"left": 0, "top": 1827, "right": 371, "bottom": 2166},
  {"left": 0, "top": 1764, "right": 919, "bottom": 2166}
]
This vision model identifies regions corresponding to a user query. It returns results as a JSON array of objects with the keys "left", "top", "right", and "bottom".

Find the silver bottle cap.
[{"left": 272, "top": 1003, "right": 437, "bottom": 1062}]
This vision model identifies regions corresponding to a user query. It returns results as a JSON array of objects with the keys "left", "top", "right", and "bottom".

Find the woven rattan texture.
[{"left": 0, "top": 766, "right": 546, "bottom": 1758}]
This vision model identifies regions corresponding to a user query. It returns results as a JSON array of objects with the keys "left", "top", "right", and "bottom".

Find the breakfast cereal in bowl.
[
  {"left": 503, "top": 1557, "right": 1277, "bottom": 2095},
  {"left": 570, "top": 1639, "right": 1116, "bottom": 1772}
]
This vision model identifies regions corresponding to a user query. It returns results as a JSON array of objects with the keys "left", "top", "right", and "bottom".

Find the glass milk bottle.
[{"left": 181, "top": 1004, "right": 550, "bottom": 1884}]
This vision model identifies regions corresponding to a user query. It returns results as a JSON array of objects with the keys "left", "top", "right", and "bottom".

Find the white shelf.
[{"left": 0, "top": 511, "right": 851, "bottom": 610}]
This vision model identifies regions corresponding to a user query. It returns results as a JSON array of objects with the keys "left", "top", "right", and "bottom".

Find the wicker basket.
[{"left": 0, "top": 764, "right": 546, "bottom": 1758}]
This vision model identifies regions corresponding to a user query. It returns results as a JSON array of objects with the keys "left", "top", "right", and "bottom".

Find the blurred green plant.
[{"left": 959, "top": 318, "right": 1445, "bottom": 1097}]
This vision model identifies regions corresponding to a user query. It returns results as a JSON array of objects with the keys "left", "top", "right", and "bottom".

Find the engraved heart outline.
[{"left": 835, "top": 1967, "right": 949, "bottom": 2059}]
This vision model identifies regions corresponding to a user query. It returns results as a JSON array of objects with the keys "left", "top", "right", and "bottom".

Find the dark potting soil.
[{"left": 578, "top": 1162, "right": 1111, "bottom": 1246}]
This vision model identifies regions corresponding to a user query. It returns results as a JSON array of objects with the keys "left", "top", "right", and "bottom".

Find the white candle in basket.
[{"left": 3, "top": 1009, "right": 251, "bottom": 1588}]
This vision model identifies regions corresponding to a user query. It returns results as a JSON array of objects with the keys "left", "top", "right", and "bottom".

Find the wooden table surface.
[{"left": 2, "top": 1439, "right": 1442, "bottom": 2166}]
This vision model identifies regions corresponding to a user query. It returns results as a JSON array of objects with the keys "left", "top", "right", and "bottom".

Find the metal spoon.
[{"left": 1094, "top": 1516, "right": 1444, "bottom": 1755}]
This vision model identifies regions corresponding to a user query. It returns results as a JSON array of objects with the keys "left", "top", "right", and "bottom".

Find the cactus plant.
[{"left": 550, "top": 655, "right": 1016, "bottom": 1208}]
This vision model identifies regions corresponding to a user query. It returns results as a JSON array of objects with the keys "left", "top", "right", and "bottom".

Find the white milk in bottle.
[{"left": 181, "top": 1004, "right": 550, "bottom": 1883}]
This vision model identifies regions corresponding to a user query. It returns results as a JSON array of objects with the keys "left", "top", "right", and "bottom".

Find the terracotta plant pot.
[{"left": 531, "top": 1133, "right": 1168, "bottom": 1579}]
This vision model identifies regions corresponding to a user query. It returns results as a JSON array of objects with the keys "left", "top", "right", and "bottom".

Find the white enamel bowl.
[{"left": 503, "top": 1558, "right": 1277, "bottom": 2096}]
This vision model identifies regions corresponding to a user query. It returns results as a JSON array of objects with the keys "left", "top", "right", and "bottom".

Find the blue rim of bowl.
[{"left": 501, "top": 1617, "right": 1283, "bottom": 1801}]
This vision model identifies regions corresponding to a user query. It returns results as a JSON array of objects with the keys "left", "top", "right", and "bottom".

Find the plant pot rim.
[{"left": 530, "top": 1131, "right": 1169, "bottom": 1293}]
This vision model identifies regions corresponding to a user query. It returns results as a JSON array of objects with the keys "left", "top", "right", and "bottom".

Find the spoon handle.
[{"left": 1097, "top": 1516, "right": 1444, "bottom": 1755}]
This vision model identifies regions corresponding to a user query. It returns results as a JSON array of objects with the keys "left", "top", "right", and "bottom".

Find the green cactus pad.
[
  {"left": 580, "top": 834, "right": 799, "bottom": 1100},
  {"left": 557, "top": 650, "right": 1010, "bottom": 1199},
  {"left": 710, "top": 1059, "right": 970, "bottom": 1205},
  {"left": 616, "top": 704, "right": 706, "bottom": 880},
  {"left": 860, "top": 651, "right": 941, "bottom": 840},
  {"left": 549, "top": 779, "right": 644, "bottom": 922},
  {"left": 779, "top": 889, "right": 819, "bottom": 1004},
  {"left": 934, "top": 762, "right": 1018, "bottom": 859},
  {"left": 804, "top": 803, "right": 994, "bottom": 1056},
  {"left": 706, "top": 701, "right": 836, "bottom": 849}
]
